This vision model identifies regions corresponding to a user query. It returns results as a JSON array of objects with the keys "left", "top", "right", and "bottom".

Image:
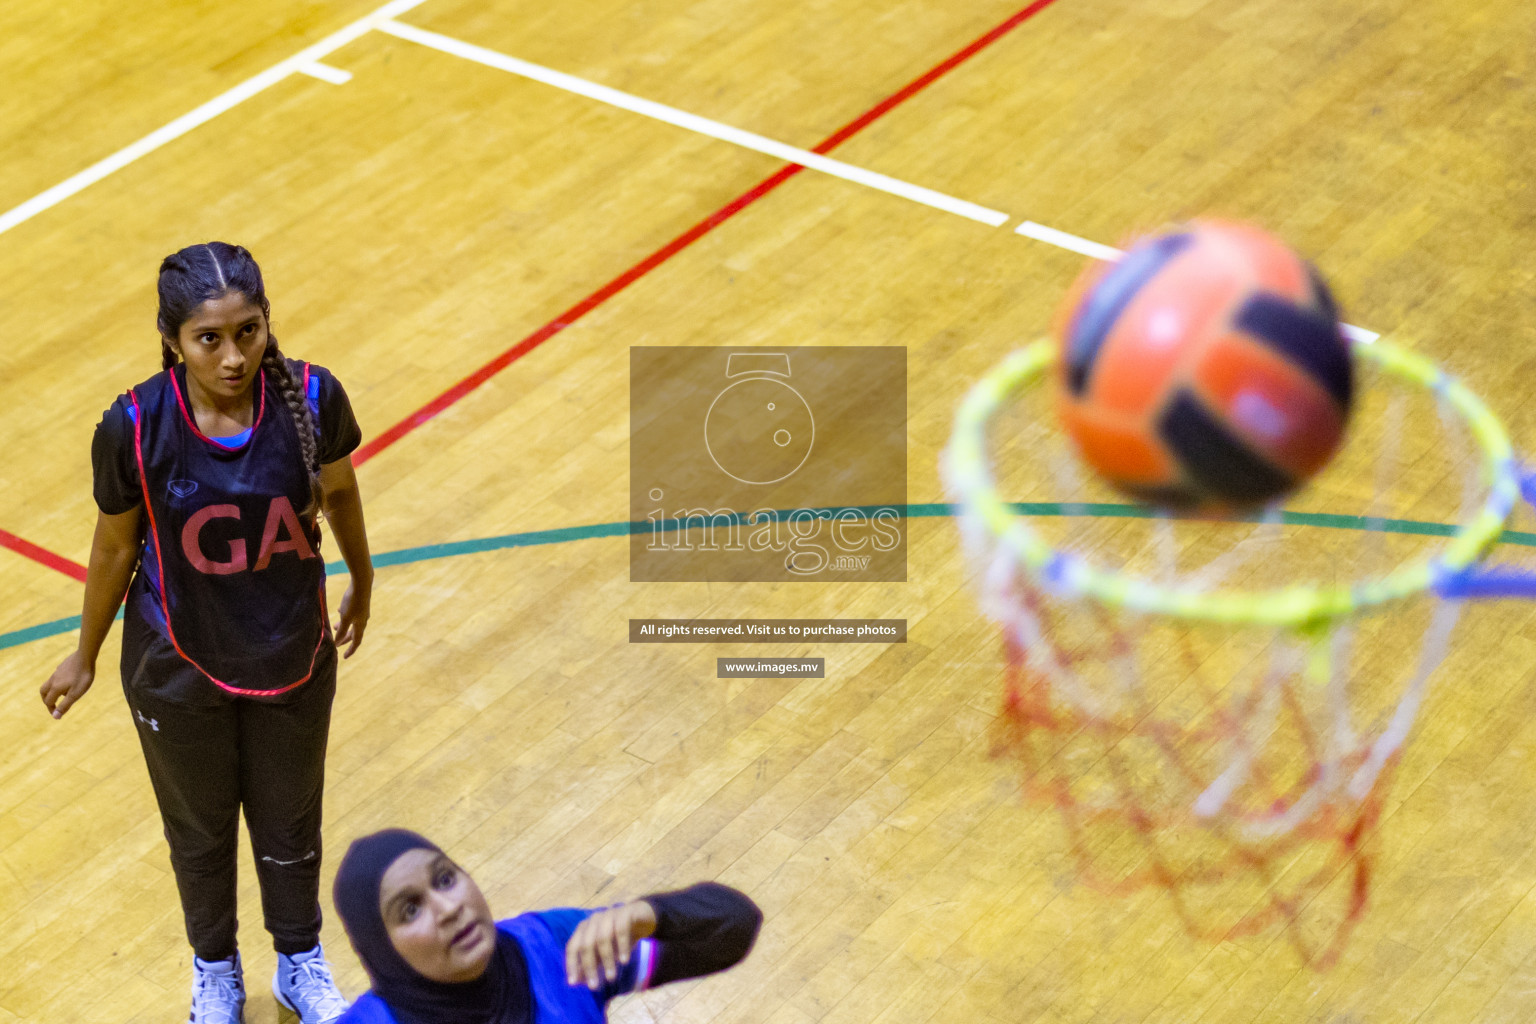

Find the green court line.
[{"left": 6, "top": 503, "right": 1533, "bottom": 653}]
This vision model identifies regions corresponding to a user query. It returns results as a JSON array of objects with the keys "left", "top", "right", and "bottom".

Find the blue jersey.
[
  {"left": 338, "top": 910, "right": 659, "bottom": 1024},
  {"left": 93, "top": 361, "right": 361, "bottom": 697}
]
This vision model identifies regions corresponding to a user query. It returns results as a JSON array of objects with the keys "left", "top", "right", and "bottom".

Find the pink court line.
[
  {"left": 0, "top": 529, "right": 88, "bottom": 583},
  {"left": 354, "top": 0, "right": 1068, "bottom": 464}
]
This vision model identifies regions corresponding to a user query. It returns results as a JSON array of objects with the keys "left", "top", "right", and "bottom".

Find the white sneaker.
[
  {"left": 189, "top": 953, "right": 245, "bottom": 1024},
  {"left": 273, "top": 945, "right": 349, "bottom": 1024}
]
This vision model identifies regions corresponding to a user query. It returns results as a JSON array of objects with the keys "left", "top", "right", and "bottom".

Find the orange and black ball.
[{"left": 1055, "top": 221, "right": 1353, "bottom": 512}]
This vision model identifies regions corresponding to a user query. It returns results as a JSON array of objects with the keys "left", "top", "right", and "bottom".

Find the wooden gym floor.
[{"left": 2, "top": 0, "right": 1535, "bottom": 1020}]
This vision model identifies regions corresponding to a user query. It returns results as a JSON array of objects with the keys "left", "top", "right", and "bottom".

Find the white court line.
[
  {"left": 374, "top": 22, "right": 1381, "bottom": 340},
  {"left": 1016, "top": 220, "right": 1122, "bottom": 261},
  {"left": 300, "top": 62, "right": 355, "bottom": 85},
  {"left": 0, "top": 0, "right": 428, "bottom": 238},
  {"left": 1016, "top": 221, "right": 1381, "bottom": 344},
  {"left": 375, "top": 19, "right": 1012, "bottom": 228},
  {"left": 1, "top": 8, "right": 1387, "bottom": 347}
]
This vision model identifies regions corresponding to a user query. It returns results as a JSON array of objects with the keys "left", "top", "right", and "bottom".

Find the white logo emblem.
[{"left": 704, "top": 353, "right": 815, "bottom": 485}]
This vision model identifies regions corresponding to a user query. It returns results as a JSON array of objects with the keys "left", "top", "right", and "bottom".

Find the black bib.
[{"left": 128, "top": 363, "right": 327, "bottom": 696}]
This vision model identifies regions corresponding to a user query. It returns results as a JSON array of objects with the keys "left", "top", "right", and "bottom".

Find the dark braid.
[
  {"left": 156, "top": 242, "right": 323, "bottom": 517},
  {"left": 262, "top": 340, "right": 324, "bottom": 517}
]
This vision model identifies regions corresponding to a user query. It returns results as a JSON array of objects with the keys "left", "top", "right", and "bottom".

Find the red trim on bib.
[
  {"left": 129, "top": 387, "right": 324, "bottom": 697},
  {"left": 169, "top": 368, "right": 267, "bottom": 452}
]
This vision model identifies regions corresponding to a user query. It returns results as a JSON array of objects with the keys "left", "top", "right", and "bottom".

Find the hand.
[
  {"left": 565, "top": 900, "right": 658, "bottom": 991},
  {"left": 334, "top": 580, "right": 370, "bottom": 658},
  {"left": 41, "top": 649, "right": 95, "bottom": 719}
]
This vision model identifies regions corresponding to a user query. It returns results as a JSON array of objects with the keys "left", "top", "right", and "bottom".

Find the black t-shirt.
[{"left": 92, "top": 361, "right": 361, "bottom": 515}]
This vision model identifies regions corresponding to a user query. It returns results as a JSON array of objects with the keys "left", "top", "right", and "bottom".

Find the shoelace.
[
  {"left": 285, "top": 955, "right": 349, "bottom": 1021},
  {"left": 192, "top": 965, "right": 244, "bottom": 1024}
]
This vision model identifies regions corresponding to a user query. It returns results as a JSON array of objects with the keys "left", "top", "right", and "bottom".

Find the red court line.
[
  {"left": 353, "top": 0, "right": 1064, "bottom": 465},
  {"left": 0, "top": 528, "right": 89, "bottom": 583}
]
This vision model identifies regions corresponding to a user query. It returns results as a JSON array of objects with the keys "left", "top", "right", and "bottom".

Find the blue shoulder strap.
[
  {"left": 502, "top": 913, "right": 607, "bottom": 1024},
  {"left": 334, "top": 990, "right": 395, "bottom": 1024},
  {"left": 303, "top": 363, "right": 321, "bottom": 420},
  {"left": 300, "top": 361, "right": 326, "bottom": 450}
]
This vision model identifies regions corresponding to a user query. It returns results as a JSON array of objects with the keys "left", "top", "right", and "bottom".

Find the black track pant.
[{"left": 125, "top": 647, "right": 336, "bottom": 962}]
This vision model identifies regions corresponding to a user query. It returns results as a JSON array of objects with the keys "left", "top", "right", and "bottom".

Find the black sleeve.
[
  {"left": 310, "top": 364, "right": 363, "bottom": 466},
  {"left": 643, "top": 882, "right": 762, "bottom": 986},
  {"left": 91, "top": 398, "right": 142, "bottom": 515}
]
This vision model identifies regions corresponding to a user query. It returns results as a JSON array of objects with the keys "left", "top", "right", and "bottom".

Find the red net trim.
[{"left": 991, "top": 583, "right": 1392, "bottom": 970}]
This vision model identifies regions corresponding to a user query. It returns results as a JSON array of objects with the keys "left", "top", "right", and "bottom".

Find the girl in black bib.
[{"left": 41, "top": 242, "right": 375, "bottom": 1024}]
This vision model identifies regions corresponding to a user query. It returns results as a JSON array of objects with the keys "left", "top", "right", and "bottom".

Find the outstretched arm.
[
  {"left": 642, "top": 882, "right": 762, "bottom": 986},
  {"left": 40, "top": 507, "right": 141, "bottom": 718},
  {"left": 565, "top": 882, "right": 761, "bottom": 992}
]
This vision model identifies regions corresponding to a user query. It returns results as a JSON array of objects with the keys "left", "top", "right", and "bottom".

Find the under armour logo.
[
  {"left": 167, "top": 479, "right": 198, "bottom": 499},
  {"left": 136, "top": 709, "right": 159, "bottom": 732}
]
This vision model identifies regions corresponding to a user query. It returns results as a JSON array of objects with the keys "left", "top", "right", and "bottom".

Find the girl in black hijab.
[{"left": 332, "top": 829, "right": 761, "bottom": 1024}]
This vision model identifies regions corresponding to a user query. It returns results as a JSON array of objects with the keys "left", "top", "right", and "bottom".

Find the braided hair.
[{"left": 156, "top": 242, "right": 323, "bottom": 516}]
